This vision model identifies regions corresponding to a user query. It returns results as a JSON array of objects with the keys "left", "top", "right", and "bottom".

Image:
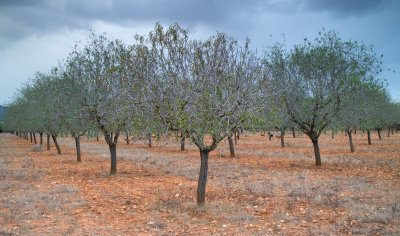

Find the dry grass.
[{"left": 1, "top": 132, "right": 400, "bottom": 235}]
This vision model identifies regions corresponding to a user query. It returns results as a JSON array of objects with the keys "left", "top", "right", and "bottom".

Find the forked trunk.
[
  {"left": 312, "top": 138, "right": 321, "bottom": 166},
  {"left": 346, "top": 129, "right": 355, "bottom": 152},
  {"left": 181, "top": 135, "right": 185, "bottom": 151},
  {"left": 197, "top": 150, "right": 209, "bottom": 205},
  {"left": 228, "top": 135, "right": 235, "bottom": 157},
  {"left": 47, "top": 134, "right": 50, "bottom": 150},
  {"left": 280, "top": 130, "right": 285, "bottom": 147},
  {"left": 75, "top": 137, "right": 81, "bottom": 162},
  {"left": 367, "top": 130, "right": 371, "bottom": 145},
  {"left": 52, "top": 135, "right": 61, "bottom": 154}
]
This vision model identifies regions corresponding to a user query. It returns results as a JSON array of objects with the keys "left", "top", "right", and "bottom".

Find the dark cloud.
[
  {"left": 302, "top": 0, "right": 395, "bottom": 17},
  {"left": 0, "top": 0, "right": 301, "bottom": 44}
]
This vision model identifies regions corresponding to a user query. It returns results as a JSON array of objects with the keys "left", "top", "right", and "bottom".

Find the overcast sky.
[{"left": 1, "top": 0, "right": 399, "bottom": 105}]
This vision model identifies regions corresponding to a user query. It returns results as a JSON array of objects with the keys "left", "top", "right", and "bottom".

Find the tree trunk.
[
  {"left": 268, "top": 132, "right": 272, "bottom": 141},
  {"left": 47, "top": 134, "right": 50, "bottom": 150},
  {"left": 234, "top": 130, "right": 237, "bottom": 145},
  {"left": 109, "top": 143, "right": 117, "bottom": 174},
  {"left": 292, "top": 127, "right": 295, "bottom": 138},
  {"left": 387, "top": 127, "right": 390, "bottom": 137},
  {"left": 30, "top": 132, "right": 33, "bottom": 143},
  {"left": 33, "top": 133, "right": 37, "bottom": 144},
  {"left": 280, "top": 130, "right": 285, "bottom": 147},
  {"left": 236, "top": 130, "right": 240, "bottom": 140},
  {"left": 96, "top": 133, "right": 99, "bottom": 141},
  {"left": 125, "top": 134, "right": 129, "bottom": 145},
  {"left": 104, "top": 133, "right": 119, "bottom": 174},
  {"left": 39, "top": 132, "right": 43, "bottom": 145},
  {"left": 181, "top": 135, "right": 185, "bottom": 151},
  {"left": 228, "top": 135, "right": 235, "bottom": 157},
  {"left": 331, "top": 130, "right": 334, "bottom": 139},
  {"left": 52, "top": 135, "right": 61, "bottom": 154},
  {"left": 75, "top": 137, "right": 81, "bottom": 162},
  {"left": 312, "top": 138, "right": 321, "bottom": 166},
  {"left": 148, "top": 133, "right": 152, "bottom": 148},
  {"left": 197, "top": 150, "right": 209, "bottom": 205},
  {"left": 354, "top": 128, "right": 357, "bottom": 134},
  {"left": 367, "top": 130, "right": 371, "bottom": 145},
  {"left": 346, "top": 129, "right": 355, "bottom": 152},
  {"left": 377, "top": 128, "right": 382, "bottom": 140}
]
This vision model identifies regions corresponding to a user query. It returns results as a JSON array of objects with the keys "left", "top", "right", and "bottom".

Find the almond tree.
[
  {"left": 70, "top": 33, "right": 134, "bottom": 174},
  {"left": 145, "top": 24, "right": 260, "bottom": 205},
  {"left": 263, "top": 30, "right": 382, "bottom": 166},
  {"left": 57, "top": 57, "right": 96, "bottom": 162}
]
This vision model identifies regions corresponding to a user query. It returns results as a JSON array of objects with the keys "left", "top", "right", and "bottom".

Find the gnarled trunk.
[
  {"left": 228, "top": 135, "right": 235, "bottom": 157},
  {"left": 197, "top": 150, "right": 209, "bottom": 205},
  {"left": 52, "top": 135, "right": 61, "bottom": 154},
  {"left": 75, "top": 137, "right": 81, "bottom": 162}
]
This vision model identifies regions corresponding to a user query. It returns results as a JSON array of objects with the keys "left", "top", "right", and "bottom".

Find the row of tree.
[{"left": 3, "top": 24, "right": 399, "bottom": 205}]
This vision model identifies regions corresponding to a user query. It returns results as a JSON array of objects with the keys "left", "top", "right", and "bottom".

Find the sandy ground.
[{"left": 1, "top": 131, "right": 399, "bottom": 235}]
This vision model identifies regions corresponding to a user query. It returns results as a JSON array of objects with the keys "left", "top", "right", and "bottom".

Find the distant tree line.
[{"left": 3, "top": 24, "right": 399, "bottom": 205}]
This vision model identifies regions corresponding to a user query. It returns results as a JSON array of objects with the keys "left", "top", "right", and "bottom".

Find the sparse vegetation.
[{"left": 1, "top": 131, "right": 399, "bottom": 234}]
